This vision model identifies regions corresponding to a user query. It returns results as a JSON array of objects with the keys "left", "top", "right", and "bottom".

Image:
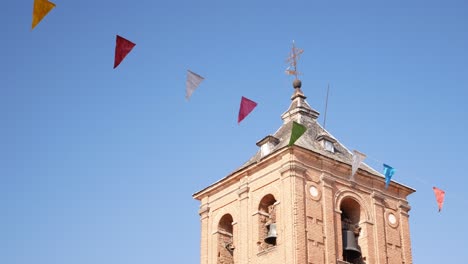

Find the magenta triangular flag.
[
  {"left": 114, "top": 35, "right": 136, "bottom": 69},
  {"left": 238, "top": 96, "right": 257, "bottom": 123},
  {"left": 433, "top": 186, "right": 446, "bottom": 212}
]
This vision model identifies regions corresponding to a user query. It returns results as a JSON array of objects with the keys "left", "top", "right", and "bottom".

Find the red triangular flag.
[
  {"left": 114, "top": 35, "right": 136, "bottom": 69},
  {"left": 238, "top": 96, "right": 257, "bottom": 123},
  {"left": 433, "top": 186, "right": 445, "bottom": 212}
]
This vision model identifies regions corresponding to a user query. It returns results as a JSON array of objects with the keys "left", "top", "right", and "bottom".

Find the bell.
[
  {"left": 264, "top": 223, "right": 277, "bottom": 245},
  {"left": 342, "top": 230, "right": 362, "bottom": 260}
]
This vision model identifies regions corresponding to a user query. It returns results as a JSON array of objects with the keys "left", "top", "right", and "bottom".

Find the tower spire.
[{"left": 282, "top": 41, "right": 319, "bottom": 123}]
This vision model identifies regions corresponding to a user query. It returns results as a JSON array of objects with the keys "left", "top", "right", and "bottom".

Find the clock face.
[
  {"left": 309, "top": 186, "right": 318, "bottom": 197},
  {"left": 388, "top": 213, "right": 397, "bottom": 225}
]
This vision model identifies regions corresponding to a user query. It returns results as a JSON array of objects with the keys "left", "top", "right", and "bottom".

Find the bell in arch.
[
  {"left": 264, "top": 223, "right": 277, "bottom": 245},
  {"left": 342, "top": 229, "right": 362, "bottom": 260}
]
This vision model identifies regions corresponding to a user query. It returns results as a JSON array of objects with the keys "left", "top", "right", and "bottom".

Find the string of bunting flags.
[
  {"left": 350, "top": 150, "right": 446, "bottom": 212},
  {"left": 30, "top": 1, "right": 447, "bottom": 214}
]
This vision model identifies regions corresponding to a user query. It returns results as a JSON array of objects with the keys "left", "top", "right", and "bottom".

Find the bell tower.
[{"left": 193, "top": 47, "right": 415, "bottom": 264}]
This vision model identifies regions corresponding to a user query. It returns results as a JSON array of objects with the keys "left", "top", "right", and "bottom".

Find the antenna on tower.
[{"left": 323, "top": 84, "right": 330, "bottom": 128}]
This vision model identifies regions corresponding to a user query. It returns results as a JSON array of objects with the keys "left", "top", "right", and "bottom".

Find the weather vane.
[{"left": 285, "top": 40, "right": 304, "bottom": 80}]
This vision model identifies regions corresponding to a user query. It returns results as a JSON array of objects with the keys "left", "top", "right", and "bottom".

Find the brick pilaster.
[
  {"left": 399, "top": 201, "right": 412, "bottom": 264},
  {"left": 372, "top": 191, "right": 387, "bottom": 264},
  {"left": 321, "top": 173, "right": 337, "bottom": 264},
  {"left": 237, "top": 183, "right": 250, "bottom": 264},
  {"left": 198, "top": 204, "right": 210, "bottom": 264}
]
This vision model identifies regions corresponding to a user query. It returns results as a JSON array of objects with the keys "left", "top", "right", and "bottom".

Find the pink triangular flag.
[
  {"left": 114, "top": 35, "right": 136, "bottom": 69},
  {"left": 238, "top": 96, "right": 257, "bottom": 123},
  {"left": 433, "top": 186, "right": 445, "bottom": 212}
]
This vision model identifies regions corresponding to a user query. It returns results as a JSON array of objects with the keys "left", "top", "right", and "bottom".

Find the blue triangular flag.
[{"left": 383, "top": 164, "right": 395, "bottom": 189}]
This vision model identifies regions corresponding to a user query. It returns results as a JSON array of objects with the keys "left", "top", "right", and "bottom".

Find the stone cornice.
[
  {"left": 279, "top": 161, "right": 307, "bottom": 177},
  {"left": 372, "top": 191, "right": 386, "bottom": 206},
  {"left": 320, "top": 173, "right": 335, "bottom": 188},
  {"left": 398, "top": 201, "right": 411, "bottom": 216},
  {"left": 198, "top": 204, "right": 210, "bottom": 219},
  {"left": 192, "top": 147, "right": 289, "bottom": 200},
  {"left": 237, "top": 185, "right": 249, "bottom": 200}
]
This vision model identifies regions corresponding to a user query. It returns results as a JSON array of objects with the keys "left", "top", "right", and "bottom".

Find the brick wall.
[{"left": 194, "top": 147, "right": 414, "bottom": 264}]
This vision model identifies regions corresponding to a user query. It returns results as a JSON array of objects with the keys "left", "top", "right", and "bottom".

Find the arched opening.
[
  {"left": 258, "top": 194, "right": 277, "bottom": 250},
  {"left": 340, "top": 198, "right": 365, "bottom": 264},
  {"left": 217, "top": 214, "right": 234, "bottom": 264}
]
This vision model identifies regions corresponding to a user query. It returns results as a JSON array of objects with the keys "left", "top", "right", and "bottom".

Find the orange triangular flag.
[
  {"left": 31, "top": 0, "right": 56, "bottom": 30},
  {"left": 114, "top": 35, "right": 136, "bottom": 69},
  {"left": 433, "top": 186, "right": 445, "bottom": 212}
]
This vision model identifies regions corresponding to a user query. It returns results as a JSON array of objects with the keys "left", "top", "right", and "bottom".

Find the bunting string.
[
  {"left": 27, "top": 12, "right": 458, "bottom": 214},
  {"left": 346, "top": 146, "right": 467, "bottom": 212}
]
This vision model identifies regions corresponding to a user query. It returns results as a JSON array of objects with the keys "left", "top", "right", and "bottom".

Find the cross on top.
[{"left": 285, "top": 40, "right": 304, "bottom": 80}]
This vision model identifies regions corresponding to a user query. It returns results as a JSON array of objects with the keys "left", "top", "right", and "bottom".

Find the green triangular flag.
[{"left": 289, "top": 121, "right": 307, "bottom": 146}]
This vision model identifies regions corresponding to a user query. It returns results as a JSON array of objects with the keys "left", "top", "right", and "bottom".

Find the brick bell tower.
[{"left": 193, "top": 77, "right": 415, "bottom": 264}]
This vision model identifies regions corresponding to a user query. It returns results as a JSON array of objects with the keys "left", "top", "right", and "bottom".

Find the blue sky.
[{"left": 2, "top": 0, "right": 468, "bottom": 263}]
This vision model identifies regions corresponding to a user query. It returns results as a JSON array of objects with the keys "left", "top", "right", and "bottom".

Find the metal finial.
[
  {"left": 285, "top": 40, "right": 304, "bottom": 84},
  {"left": 293, "top": 79, "right": 302, "bottom": 89}
]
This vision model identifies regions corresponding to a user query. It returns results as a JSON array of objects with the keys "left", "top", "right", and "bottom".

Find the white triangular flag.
[
  {"left": 351, "top": 150, "right": 366, "bottom": 181},
  {"left": 186, "top": 70, "right": 204, "bottom": 100}
]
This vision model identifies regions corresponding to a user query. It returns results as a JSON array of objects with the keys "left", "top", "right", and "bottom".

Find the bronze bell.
[
  {"left": 342, "top": 230, "right": 362, "bottom": 260},
  {"left": 264, "top": 223, "right": 277, "bottom": 245}
]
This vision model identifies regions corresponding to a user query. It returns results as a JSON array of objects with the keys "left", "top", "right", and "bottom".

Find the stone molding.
[
  {"left": 320, "top": 173, "right": 335, "bottom": 188},
  {"left": 398, "top": 201, "right": 411, "bottom": 216},
  {"left": 198, "top": 204, "right": 210, "bottom": 219},
  {"left": 279, "top": 161, "right": 307, "bottom": 177},
  {"left": 252, "top": 210, "right": 270, "bottom": 217},
  {"left": 334, "top": 189, "right": 374, "bottom": 223},
  {"left": 237, "top": 185, "right": 249, "bottom": 200},
  {"left": 371, "top": 191, "right": 386, "bottom": 206},
  {"left": 212, "top": 230, "right": 233, "bottom": 237}
]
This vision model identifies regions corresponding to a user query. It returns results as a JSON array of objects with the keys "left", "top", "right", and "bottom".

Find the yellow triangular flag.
[{"left": 31, "top": 0, "right": 56, "bottom": 30}]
